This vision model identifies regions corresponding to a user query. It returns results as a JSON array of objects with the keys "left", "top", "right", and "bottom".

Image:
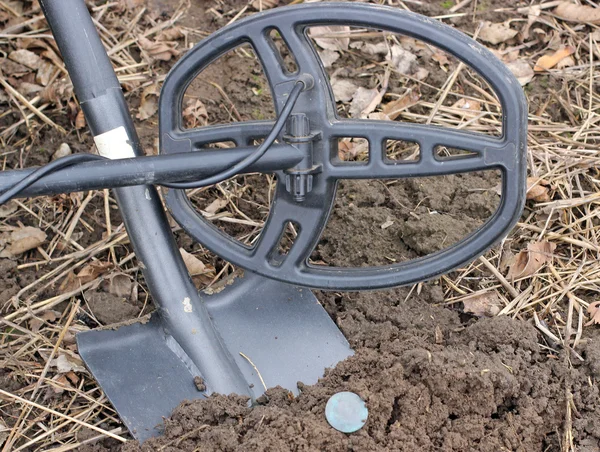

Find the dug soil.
[{"left": 4, "top": 0, "right": 598, "bottom": 451}]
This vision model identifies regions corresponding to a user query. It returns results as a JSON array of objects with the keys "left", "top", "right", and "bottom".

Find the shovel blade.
[{"left": 77, "top": 273, "right": 352, "bottom": 441}]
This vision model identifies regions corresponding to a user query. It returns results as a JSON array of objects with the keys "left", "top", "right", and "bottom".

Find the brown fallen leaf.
[
  {"left": 75, "top": 108, "right": 86, "bottom": 129},
  {"left": 526, "top": 177, "right": 551, "bottom": 202},
  {"left": 204, "top": 198, "right": 228, "bottom": 215},
  {"left": 51, "top": 353, "right": 86, "bottom": 373},
  {"left": 157, "top": 27, "right": 185, "bottom": 42},
  {"left": 461, "top": 291, "right": 503, "bottom": 317},
  {"left": 451, "top": 98, "right": 482, "bottom": 118},
  {"left": 76, "top": 261, "right": 113, "bottom": 284},
  {"left": 9, "top": 49, "right": 42, "bottom": 69},
  {"left": 479, "top": 21, "right": 518, "bottom": 45},
  {"left": 534, "top": 46, "right": 575, "bottom": 71},
  {"left": 309, "top": 26, "right": 350, "bottom": 51},
  {"left": 137, "top": 84, "right": 159, "bottom": 120},
  {"left": 506, "top": 59, "right": 534, "bottom": 86},
  {"left": 554, "top": 2, "right": 600, "bottom": 25},
  {"left": 0, "top": 226, "right": 46, "bottom": 258},
  {"left": 138, "top": 35, "right": 179, "bottom": 62},
  {"left": 36, "top": 60, "right": 55, "bottom": 86},
  {"left": 338, "top": 138, "right": 368, "bottom": 161},
  {"left": 586, "top": 301, "right": 600, "bottom": 326},
  {"left": 180, "top": 248, "right": 208, "bottom": 276},
  {"left": 507, "top": 241, "right": 557, "bottom": 280},
  {"left": 183, "top": 99, "right": 208, "bottom": 128},
  {"left": 382, "top": 90, "right": 420, "bottom": 120}
]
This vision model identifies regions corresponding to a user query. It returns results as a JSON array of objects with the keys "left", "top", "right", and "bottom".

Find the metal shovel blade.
[{"left": 77, "top": 273, "right": 352, "bottom": 441}]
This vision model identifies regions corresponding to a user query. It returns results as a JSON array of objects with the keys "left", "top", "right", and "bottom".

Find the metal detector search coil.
[{"left": 160, "top": 2, "right": 527, "bottom": 291}]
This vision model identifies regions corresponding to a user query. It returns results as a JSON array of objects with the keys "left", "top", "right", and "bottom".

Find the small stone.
[
  {"left": 193, "top": 376, "right": 206, "bottom": 392},
  {"left": 52, "top": 143, "right": 72, "bottom": 160}
]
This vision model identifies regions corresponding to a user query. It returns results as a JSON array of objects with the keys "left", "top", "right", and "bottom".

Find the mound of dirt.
[{"left": 118, "top": 287, "right": 600, "bottom": 451}]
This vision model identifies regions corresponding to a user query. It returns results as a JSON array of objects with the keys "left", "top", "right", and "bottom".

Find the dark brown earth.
[{"left": 2, "top": 0, "right": 600, "bottom": 451}]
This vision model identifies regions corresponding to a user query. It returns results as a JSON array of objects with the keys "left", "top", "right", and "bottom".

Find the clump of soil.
[{"left": 121, "top": 286, "right": 600, "bottom": 451}]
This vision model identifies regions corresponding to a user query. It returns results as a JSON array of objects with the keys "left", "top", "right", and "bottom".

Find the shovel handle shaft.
[{"left": 39, "top": 0, "right": 252, "bottom": 399}]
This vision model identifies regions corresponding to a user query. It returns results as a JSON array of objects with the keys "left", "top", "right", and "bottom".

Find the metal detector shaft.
[
  {"left": 39, "top": 0, "right": 251, "bottom": 397},
  {"left": 0, "top": 144, "right": 302, "bottom": 198}
]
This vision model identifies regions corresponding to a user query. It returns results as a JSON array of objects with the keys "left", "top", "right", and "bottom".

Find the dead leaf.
[
  {"left": 75, "top": 109, "right": 86, "bottom": 129},
  {"left": 534, "top": 46, "right": 575, "bottom": 71},
  {"left": 361, "top": 42, "right": 388, "bottom": 56},
  {"left": 382, "top": 90, "right": 420, "bottom": 120},
  {"left": 137, "top": 84, "right": 159, "bottom": 120},
  {"left": 51, "top": 354, "right": 86, "bottom": 373},
  {"left": 349, "top": 87, "right": 379, "bottom": 118},
  {"left": 338, "top": 138, "right": 368, "bottom": 161},
  {"left": 526, "top": 177, "right": 551, "bottom": 202},
  {"left": 19, "top": 82, "right": 43, "bottom": 95},
  {"left": 180, "top": 248, "right": 208, "bottom": 276},
  {"left": 506, "top": 59, "right": 534, "bottom": 86},
  {"left": 51, "top": 374, "right": 73, "bottom": 394},
  {"left": 554, "top": 2, "right": 600, "bottom": 24},
  {"left": 367, "top": 112, "right": 390, "bottom": 121},
  {"left": 157, "top": 27, "right": 185, "bottom": 42},
  {"left": 309, "top": 26, "right": 350, "bottom": 51},
  {"left": 251, "top": 0, "right": 279, "bottom": 10},
  {"left": 204, "top": 198, "right": 228, "bottom": 215},
  {"left": 101, "top": 273, "right": 133, "bottom": 298},
  {"left": 387, "top": 45, "right": 417, "bottom": 74},
  {"left": 318, "top": 49, "right": 340, "bottom": 68},
  {"left": 586, "top": 301, "right": 600, "bottom": 326},
  {"left": 9, "top": 49, "right": 42, "bottom": 69},
  {"left": 138, "top": 35, "right": 179, "bottom": 62},
  {"left": 0, "top": 200, "right": 18, "bottom": 218},
  {"left": 36, "top": 61, "right": 54, "bottom": 86},
  {"left": 479, "top": 21, "right": 518, "bottom": 45},
  {"left": 183, "top": 99, "right": 208, "bottom": 128},
  {"left": 76, "top": 261, "right": 113, "bottom": 284},
  {"left": 330, "top": 78, "right": 358, "bottom": 103},
  {"left": 432, "top": 50, "right": 451, "bottom": 68},
  {"left": 507, "top": 241, "right": 556, "bottom": 280},
  {"left": 0, "top": 226, "right": 46, "bottom": 258},
  {"left": 556, "top": 55, "right": 575, "bottom": 69},
  {"left": 462, "top": 292, "right": 503, "bottom": 317},
  {"left": 522, "top": 5, "right": 542, "bottom": 39},
  {"left": 1, "top": 58, "right": 30, "bottom": 76},
  {"left": 451, "top": 98, "right": 482, "bottom": 118}
]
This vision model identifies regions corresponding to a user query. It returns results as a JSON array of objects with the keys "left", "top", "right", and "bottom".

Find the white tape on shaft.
[{"left": 93, "top": 126, "right": 136, "bottom": 160}]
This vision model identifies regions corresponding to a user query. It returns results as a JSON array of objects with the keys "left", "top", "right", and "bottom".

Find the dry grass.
[{"left": 0, "top": 0, "right": 599, "bottom": 450}]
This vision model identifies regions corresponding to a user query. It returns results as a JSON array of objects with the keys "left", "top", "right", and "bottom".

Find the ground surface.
[{"left": 1, "top": 0, "right": 599, "bottom": 451}]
